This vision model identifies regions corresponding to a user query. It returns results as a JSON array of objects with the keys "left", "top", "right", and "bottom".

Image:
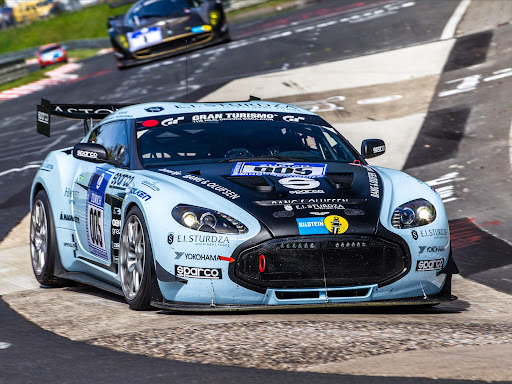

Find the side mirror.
[
  {"left": 73, "top": 143, "right": 108, "bottom": 163},
  {"left": 361, "top": 139, "right": 386, "bottom": 159}
]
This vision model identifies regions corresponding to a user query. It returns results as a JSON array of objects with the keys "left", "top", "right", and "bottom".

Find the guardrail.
[{"left": 0, "top": 57, "right": 28, "bottom": 86}]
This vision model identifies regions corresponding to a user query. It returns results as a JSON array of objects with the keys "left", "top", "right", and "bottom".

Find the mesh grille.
[{"left": 235, "top": 236, "right": 407, "bottom": 288}]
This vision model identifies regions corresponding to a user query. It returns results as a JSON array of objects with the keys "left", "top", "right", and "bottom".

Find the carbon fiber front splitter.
[{"left": 150, "top": 294, "right": 457, "bottom": 312}]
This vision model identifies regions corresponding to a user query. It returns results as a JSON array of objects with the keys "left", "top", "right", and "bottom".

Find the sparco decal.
[
  {"left": 181, "top": 174, "right": 240, "bottom": 200},
  {"left": 231, "top": 162, "right": 327, "bottom": 178},
  {"left": 279, "top": 177, "right": 320, "bottom": 190},
  {"left": 290, "top": 189, "right": 325, "bottom": 194},
  {"left": 416, "top": 259, "right": 444, "bottom": 272},
  {"left": 110, "top": 173, "right": 134, "bottom": 189},
  {"left": 77, "top": 150, "right": 98, "bottom": 159},
  {"left": 175, "top": 265, "right": 222, "bottom": 279}
]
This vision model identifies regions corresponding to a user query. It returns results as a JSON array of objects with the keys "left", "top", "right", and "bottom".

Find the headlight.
[
  {"left": 116, "top": 34, "right": 129, "bottom": 50},
  {"left": 172, "top": 205, "right": 248, "bottom": 234},
  {"left": 209, "top": 9, "right": 220, "bottom": 26},
  {"left": 391, "top": 199, "right": 436, "bottom": 229}
]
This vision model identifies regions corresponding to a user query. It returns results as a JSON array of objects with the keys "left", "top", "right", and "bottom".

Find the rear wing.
[{"left": 37, "top": 98, "right": 131, "bottom": 137}]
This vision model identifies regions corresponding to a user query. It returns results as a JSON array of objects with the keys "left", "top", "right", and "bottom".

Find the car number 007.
[{"left": 88, "top": 206, "right": 104, "bottom": 249}]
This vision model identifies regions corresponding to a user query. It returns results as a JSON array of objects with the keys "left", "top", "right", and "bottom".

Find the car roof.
[
  {"left": 38, "top": 43, "right": 61, "bottom": 51},
  {"left": 99, "top": 101, "right": 318, "bottom": 124}
]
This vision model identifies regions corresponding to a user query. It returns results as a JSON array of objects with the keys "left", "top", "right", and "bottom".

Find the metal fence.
[{"left": 0, "top": 57, "right": 29, "bottom": 85}]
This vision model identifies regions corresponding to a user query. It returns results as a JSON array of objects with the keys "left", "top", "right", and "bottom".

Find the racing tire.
[
  {"left": 30, "top": 190, "right": 67, "bottom": 287},
  {"left": 119, "top": 206, "right": 154, "bottom": 310}
]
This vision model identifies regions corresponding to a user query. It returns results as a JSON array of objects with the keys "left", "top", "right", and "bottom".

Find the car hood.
[{"left": 152, "top": 162, "right": 383, "bottom": 237}]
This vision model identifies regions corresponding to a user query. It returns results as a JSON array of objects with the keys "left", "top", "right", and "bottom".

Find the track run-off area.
[{"left": 1, "top": 1, "right": 512, "bottom": 383}]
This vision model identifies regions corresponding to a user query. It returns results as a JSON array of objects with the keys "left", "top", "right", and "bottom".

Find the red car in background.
[{"left": 36, "top": 43, "right": 68, "bottom": 68}]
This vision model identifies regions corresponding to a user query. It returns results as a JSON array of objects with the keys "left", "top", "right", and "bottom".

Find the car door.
[{"left": 72, "top": 120, "right": 130, "bottom": 270}]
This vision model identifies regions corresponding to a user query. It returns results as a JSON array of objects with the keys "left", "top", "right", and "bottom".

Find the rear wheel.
[
  {"left": 30, "top": 190, "right": 66, "bottom": 287},
  {"left": 119, "top": 206, "right": 153, "bottom": 310}
]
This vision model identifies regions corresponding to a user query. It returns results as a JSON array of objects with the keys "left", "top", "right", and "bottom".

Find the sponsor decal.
[
  {"left": 60, "top": 212, "right": 79, "bottom": 223},
  {"left": 283, "top": 115, "right": 305, "bottom": 123},
  {"left": 161, "top": 116, "right": 185, "bottom": 126},
  {"left": 175, "top": 265, "right": 222, "bottom": 279},
  {"left": 372, "top": 145, "right": 385, "bottom": 154},
  {"left": 231, "top": 162, "right": 327, "bottom": 178},
  {"left": 279, "top": 177, "right": 320, "bottom": 190},
  {"left": 297, "top": 217, "right": 329, "bottom": 235},
  {"left": 365, "top": 166, "right": 380, "bottom": 199},
  {"left": 411, "top": 230, "right": 419, "bottom": 240},
  {"left": 174, "top": 252, "right": 234, "bottom": 262},
  {"left": 110, "top": 173, "right": 134, "bottom": 189},
  {"left": 419, "top": 228, "right": 449, "bottom": 239},
  {"left": 310, "top": 211, "right": 330, "bottom": 216},
  {"left": 63, "top": 242, "right": 77, "bottom": 250},
  {"left": 256, "top": 198, "right": 364, "bottom": 206},
  {"left": 171, "top": 233, "right": 230, "bottom": 247},
  {"left": 145, "top": 106, "right": 164, "bottom": 113},
  {"left": 112, "top": 228, "right": 121, "bottom": 235},
  {"left": 159, "top": 169, "right": 182, "bottom": 176},
  {"left": 112, "top": 219, "right": 122, "bottom": 228},
  {"left": 131, "top": 188, "right": 152, "bottom": 201},
  {"left": 192, "top": 112, "right": 276, "bottom": 122},
  {"left": 296, "top": 215, "right": 349, "bottom": 235},
  {"left": 77, "top": 150, "right": 98, "bottom": 159},
  {"left": 113, "top": 207, "right": 122, "bottom": 215},
  {"left": 87, "top": 168, "right": 113, "bottom": 261},
  {"left": 141, "top": 180, "right": 160, "bottom": 191},
  {"left": 290, "top": 190, "right": 325, "bottom": 195},
  {"left": 416, "top": 259, "right": 444, "bottom": 272},
  {"left": 64, "top": 187, "right": 79, "bottom": 201},
  {"left": 167, "top": 233, "right": 174, "bottom": 245},
  {"left": 54, "top": 105, "right": 123, "bottom": 116},
  {"left": 324, "top": 215, "right": 349, "bottom": 234},
  {"left": 37, "top": 110, "right": 49, "bottom": 124},
  {"left": 40, "top": 161, "right": 54, "bottom": 172},
  {"left": 419, "top": 245, "right": 448, "bottom": 254},
  {"left": 181, "top": 174, "right": 240, "bottom": 200},
  {"left": 284, "top": 205, "right": 293, "bottom": 211}
]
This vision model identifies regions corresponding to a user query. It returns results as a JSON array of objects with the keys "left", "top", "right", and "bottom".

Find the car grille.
[
  {"left": 235, "top": 236, "right": 408, "bottom": 288},
  {"left": 133, "top": 32, "right": 214, "bottom": 59}
]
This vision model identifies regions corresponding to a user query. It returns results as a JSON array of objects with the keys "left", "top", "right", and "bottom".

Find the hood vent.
[
  {"left": 327, "top": 173, "right": 354, "bottom": 190},
  {"left": 226, "top": 176, "right": 275, "bottom": 192}
]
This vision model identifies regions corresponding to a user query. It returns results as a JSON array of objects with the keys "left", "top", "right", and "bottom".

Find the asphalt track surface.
[{"left": 1, "top": 0, "right": 512, "bottom": 382}]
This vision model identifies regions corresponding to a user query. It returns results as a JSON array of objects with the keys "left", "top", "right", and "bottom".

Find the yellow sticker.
[{"left": 324, "top": 215, "right": 349, "bottom": 234}]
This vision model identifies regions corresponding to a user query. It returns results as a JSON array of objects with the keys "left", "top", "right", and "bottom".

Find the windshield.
[
  {"left": 137, "top": 120, "right": 359, "bottom": 167},
  {"left": 125, "top": 0, "right": 198, "bottom": 26}
]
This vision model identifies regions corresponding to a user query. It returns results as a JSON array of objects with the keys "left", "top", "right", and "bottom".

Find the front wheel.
[
  {"left": 30, "top": 190, "right": 66, "bottom": 287},
  {"left": 119, "top": 206, "right": 153, "bottom": 310}
]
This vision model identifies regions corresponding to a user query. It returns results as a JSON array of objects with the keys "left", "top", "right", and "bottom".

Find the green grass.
[
  {"left": 0, "top": 48, "right": 101, "bottom": 92},
  {"left": 0, "top": 3, "right": 132, "bottom": 54}
]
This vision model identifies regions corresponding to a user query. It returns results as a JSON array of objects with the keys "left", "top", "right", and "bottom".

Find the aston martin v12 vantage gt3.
[{"left": 30, "top": 98, "right": 458, "bottom": 311}]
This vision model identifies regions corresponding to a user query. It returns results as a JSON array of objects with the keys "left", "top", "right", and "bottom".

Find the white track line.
[
  {"left": 441, "top": 0, "right": 472, "bottom": 40},
  {"left": 0, "top": 164, "right": 40, "bottom": 177}
]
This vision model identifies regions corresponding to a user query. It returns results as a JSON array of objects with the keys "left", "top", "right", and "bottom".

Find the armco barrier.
[{"left": 0, "top": 57, "right": 29, "bottom": 85}]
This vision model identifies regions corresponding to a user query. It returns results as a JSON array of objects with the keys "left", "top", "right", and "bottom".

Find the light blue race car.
[{"left": 30, "top": 98, "right": 458, "bottom": 311}]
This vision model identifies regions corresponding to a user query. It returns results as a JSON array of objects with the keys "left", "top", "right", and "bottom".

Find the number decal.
[{"left": 86, "top": 168, "right": 113, "bottom": 261}]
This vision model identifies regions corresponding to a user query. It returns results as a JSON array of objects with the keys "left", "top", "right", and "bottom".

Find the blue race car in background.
[
  {"left": 31, "top": 98, "right": 458, "bottom": 311},
  {"left": 108, "top": 0, "right": 230, "bottom": 69}
]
